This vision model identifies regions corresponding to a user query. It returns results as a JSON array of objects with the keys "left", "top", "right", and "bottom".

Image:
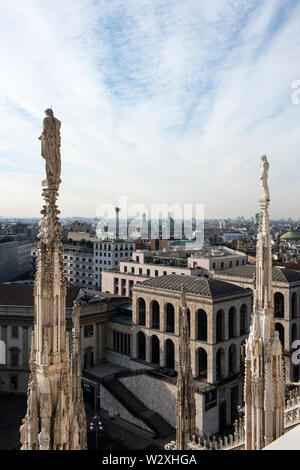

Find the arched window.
[
  {"left": 216, "top": 310, "right": 225, "bottom": 342},
  {"left": 240, "top": 304, "right": 248, "bottom": 334},
  {"left": 228, "top": 344, "right": 237, "bottom": 375},
  {"left": 216, "top": 348, "right": 225, "bottom": 379},
  {"left": 165, "top": 339, "right": 175, "bottom": 369},
  {"left": 137, "top": 331, "right": 146, "bottom": 360},
  {"left": 197, "top": 348, "right": 207, "bottom": 379},
  {"left": 228, "top": 307, "right": 236, "bottom": 338},
  {"left": 275, "top": 323, "right": 285, "bottom": 349},
  {"left": 151, "top": 335, "right": 160, "bottom": 364},
  {"left": 138, "top": 298, "right": 146, "bottom": 326},
  {"left": 292, "top": 293, "right": 298, "bottom": 319},
  {"left": 197, "top": 309, "right": 207, "bottom": 341},
  {"left": 292, "top": 323, "right": 297, "bottom": 343},
  {"left": 274, "top": 292, "right": 284, "bottom": 318},
  {"left": 166, "top": 303, "right": 175, "bottom": 333},
  {"left": 151, "top": 300, "right": 160, "bottom": 329}
]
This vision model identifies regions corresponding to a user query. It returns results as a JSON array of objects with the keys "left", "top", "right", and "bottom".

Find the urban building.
[
  {"left": 188, "top": 246, "right": 248, "bottom": 274},
  {"left": 102, "top": 250, "right": 206, "bottom": 297},
  {"left": 0, "top": 285, "right": 128, "bottom": 394},
  {"left": 0, "top": 240, "right": 32, "bottom": 282},
  {"left": 130, "top": 274, "right": 252, "bottom": 435},
  {"left": 214, "top": 264, "right": 300, "bottom": 381},
  {"left": 93, "top": 240, "right": 136, "bottom": 290},
  {"left": 62, "top": 244, "right": 94, "bottom": 288}
]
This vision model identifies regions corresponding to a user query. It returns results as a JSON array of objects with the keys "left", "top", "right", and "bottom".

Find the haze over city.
[{"left": 1, "top": 0, "right": 300, "bottom": 218}]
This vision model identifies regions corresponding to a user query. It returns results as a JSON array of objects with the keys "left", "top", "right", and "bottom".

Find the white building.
[
  {"left": 188, "top": 246, "right": 248, "bottom": 274},
  {"left": 102, "top": 250, "right": 206, "bottom": 297},
  {"left": 93, "top": 240, "right": 136, "bottom": 289}
]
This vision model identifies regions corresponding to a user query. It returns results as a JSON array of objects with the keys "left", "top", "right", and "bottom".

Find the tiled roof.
[
  {"left": 0, "top": 285, "right": 80, "bottom": 307},
  {"left": 216, "top": 265, "right": 300, "bottom": 283},
  {"left": 137, "top": 274, "right": 249, "bottom": 299}
]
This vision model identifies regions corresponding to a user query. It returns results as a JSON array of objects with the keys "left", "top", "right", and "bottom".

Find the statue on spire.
[
  {"left": 175, "top": 284, "right": 196, "bottom": 450},
  {"left": 21, "top": 109, "right": 87, "bottom": 450},
  {"left": 244, "top": 155, "right": 284, "bottom": 450},
  {"left": 259, "top": 155, "right": 270, "bottom": 201},
  {"left": 39, "top": 108, "right": 61, "bottom": 186}
]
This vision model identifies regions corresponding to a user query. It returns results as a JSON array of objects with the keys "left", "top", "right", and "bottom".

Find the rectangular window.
[
  {"left": 11, "top": 350, "right": 19, "bottom": 368},
  {"left": 84, "top": 325, "right": 94, "bottom": 337},
  {"left": 11, "top": 326, "right": 18, "bottom": 339}
]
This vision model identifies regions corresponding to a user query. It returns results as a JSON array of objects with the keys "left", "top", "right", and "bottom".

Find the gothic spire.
[
  {"left": 244, "top": 156, "right": 284, "bottom": 450},
  {"left": 175, "top": 284, "right": 196, "bottom": 450},
  {"left": 20, "top": 109, "right": 87, "bottom": 450}
]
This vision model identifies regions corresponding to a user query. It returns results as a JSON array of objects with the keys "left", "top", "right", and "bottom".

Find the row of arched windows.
[
  {"left": 274, "top": 291, "right": 300, "bottom": 319},
  {"left": 137, "top": 298, "right": 248, "bottom": 342},
  {"left": 136, "top": 332, "right": 241, "bottom": 380},
  {"left": 215, "top": 305, "right": 248, "bottom": 342}
]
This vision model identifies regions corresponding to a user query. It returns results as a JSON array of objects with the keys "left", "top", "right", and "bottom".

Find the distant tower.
[
  {"left": 115, "top": 207, "right": 120, "bottom": 240},
  {"left": 176, "top": 285, "right": 196, "bottom": 450},
  {"left": 244, "top": 156, "right": 284, "bottom": 450},
  {"left": 20, "top": 110, "right": 87, "bottom": 450}
]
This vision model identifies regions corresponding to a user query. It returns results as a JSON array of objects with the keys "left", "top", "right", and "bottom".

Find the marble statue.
[
  {"left": 39, "top": 108, "right": 61, "bottom": 186},
  {"left": 259, "top": 155, "right": 270, "bottom": 201}
]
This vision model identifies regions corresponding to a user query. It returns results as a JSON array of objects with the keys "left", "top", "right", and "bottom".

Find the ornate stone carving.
[
  {"left": 244, "top": 155, "right": 284, "bottom": 450},
  {"left": 20, "top": 110, "right": 87, "bottom": 450},
  {"left": 166, "top": 285, "right": 196, "bottom": 450}
]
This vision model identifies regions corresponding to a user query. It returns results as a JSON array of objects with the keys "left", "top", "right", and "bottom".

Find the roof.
[
  {"left": 281, "top": 230, "right": 300, "bottom": 240},
  {"left": 137, "top": 274, "right": 249, "bottom": 299},
  {"left": 0, "top": 284, "right": 80, "bottom": 307},
  {"left": 216, "top": 265, "right": 300, "bottom": 283}
]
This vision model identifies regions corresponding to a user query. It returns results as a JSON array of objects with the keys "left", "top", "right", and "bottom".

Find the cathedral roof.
[
  {"left": 0, "top": 285, "right": 81, "bottom": 307},
  {"left": 217, "top": 265, "right": 300, "bottom": 283},
  {"left": 138, "top": 274, "right": 249, "bottom": 299}
]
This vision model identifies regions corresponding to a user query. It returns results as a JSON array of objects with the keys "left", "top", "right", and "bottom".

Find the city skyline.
[{"left": 1, "top": 0, "right": 300, "bottom": 218}]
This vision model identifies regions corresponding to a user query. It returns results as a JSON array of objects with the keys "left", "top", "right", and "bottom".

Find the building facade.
[
  {"left": 215, "top": 264, "right": 300, "bottom": 382},
  {"left": 102, "top": 250, "right": 206, "bottom": 297},
  {"left": 93, "top": 240, "right": 136, "bottom": 290},
  {"left": 63, "top": 244, "right": 94, "bottom": 288},
  {"left": 131, "top": 274, "right": 252, "bottom": 434}
]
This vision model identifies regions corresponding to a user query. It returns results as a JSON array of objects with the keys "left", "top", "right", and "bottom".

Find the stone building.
[
  {"left": 214, "top": 264, "right": 300, "bottom": 381},
  {"left": 93, "top": 240, "right": 136, "bottom": 290},
  {"left": 102, "top": 250, "right": 206, "bottom": 298},
  {"left": 0, "top": 285, "right": 128, "bottom": 394},
  {"left": 188, "top": 246, "right": 248, "bottom": 274},
  {"left": 130, "top": 274, "right": 252, "bottom": 435},
  {"left": 0, "top": 285, "right": 80, "bottom": 393}
]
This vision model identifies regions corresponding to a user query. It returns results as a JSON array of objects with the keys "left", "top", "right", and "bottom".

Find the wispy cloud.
[{"left": 0, "top": 0, "right": 299, "bottom": 218}]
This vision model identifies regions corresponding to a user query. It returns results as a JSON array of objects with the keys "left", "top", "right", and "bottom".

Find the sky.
[{"left": 0, "top": 0, "right": 300, "bottom": 219}]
